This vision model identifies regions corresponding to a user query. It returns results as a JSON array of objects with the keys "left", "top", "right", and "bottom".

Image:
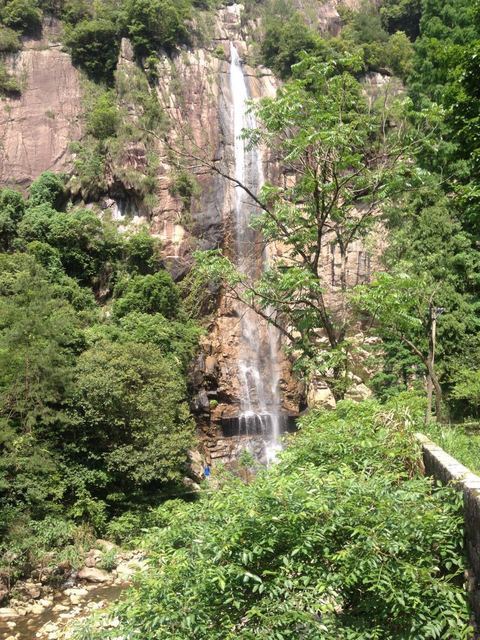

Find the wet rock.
[
  {"left": 77, "top": 567, "right": 112, "bottom": 584},
  {"left": 64, "top": 587, "right": 88, "bottom": 598}
]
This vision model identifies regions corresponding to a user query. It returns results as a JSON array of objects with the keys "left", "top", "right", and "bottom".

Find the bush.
[
  {"left": 261, "top": 14, "right": 322, "bottom": 79},
  {"left": 0, "top": 62, "right": 21, "bottom": 96},
  {"left": 86, "top": 91, "right": 119, "bottom": 140},
  {"left": 29, "top": 171, "right": 66, "bottom": 208},
  {"left": 113, "top": 271, "right": 180, "bottom": 318},
  {"left": 65, "top": 19, "right": 120, "bottom": 82},
  {"left": 0, "top": 25, "right": 21, "bottom": 52},
  {"left": 75, "top": 399, "right": 471, "bottom": 640},
  {"left": 121, "top": 0, "right": 191, "bottom": 56},
  {"left": 1, "top": 0, "right": 42, "bottom": 34},
  {"left": 124, "top": 229, "right": 162, "bottom": 274},
  {"left": 71, "top": 339, "right": 194, "bottom": 489}
]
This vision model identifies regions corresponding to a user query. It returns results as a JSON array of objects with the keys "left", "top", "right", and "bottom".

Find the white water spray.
[{"left": 229, "top": 42, "right": 282, "bottom": 462}]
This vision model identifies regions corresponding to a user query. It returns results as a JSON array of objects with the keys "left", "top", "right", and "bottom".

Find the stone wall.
[{"left": 416, "top": 433, "right": 480, "bottom": 635}]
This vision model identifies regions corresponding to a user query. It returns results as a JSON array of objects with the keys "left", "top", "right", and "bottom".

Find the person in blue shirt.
[{"left": 203, "top": 464, "right": 211, "bottom": 479}]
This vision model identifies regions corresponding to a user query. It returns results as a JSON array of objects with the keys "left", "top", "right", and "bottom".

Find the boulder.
[
  {"left": 345, "top": 383, "right": 372, "bottom": 402},
  {"left": 307, "top": 384, "right": 336, "bottom": 410},
  {"left": 23, "top": 581, "right": 41, "bottom": 599},
  {"left": 0, "top": 607, "right": 18, "bottom": 619},
  {"left": 77, "top": 567, "right": 112, "bottom": 584}
]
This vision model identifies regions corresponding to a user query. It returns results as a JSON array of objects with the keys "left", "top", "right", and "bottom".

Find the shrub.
[
  {"left": 113, "top": 271, "right": 180, "bottom": 319},
  {"left": 0, "top": 188, "right": 24, "bottom": 249},
  {"left": 0, "top": 62, "right": 21, "bottom": 96},
  {"left": 29, "top": 171, "right": 66, "bottom": 208},
  {"left": 74, "top": 399, "right": 471, "bottom": 640},
  {"left": 86, "top": 91, "right": 119, "bottom": 140},
  {"left": 65, "top": 19, "right": 120, "bottom": 82},
  {"left": 121, "top": 0, "right": 191, "bottom": 56},
  {"left": 1, "top": 0, "right": 42, "bottom": 35},
  {"left": 0, "top": 25, "right": 21, "bottom": 52},
  {"left": 124, "top": 229, "right": 162, "bottom": 274}
]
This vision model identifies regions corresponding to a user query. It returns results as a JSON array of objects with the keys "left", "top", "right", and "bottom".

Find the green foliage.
[
  {"left": 65, "top": 19, "right": 120, "bottom": 83},
  {"left": 380, "top": 0, "right": 422, "bottom": 40},
  {"left": 29, "top": 171, "right": 66, "bottom": 208},
  {"left": 0, "top": 188, "right": 24, "bottom": 250},
  {"left": 71, "top": 339, "right": 194, "bottom": 489},
  {"left": 1, "top": 0, "right": 42, "bottom": 34},
  {"left": 17, "top": 206, "right": 123, "bottom": 287},
  {"left": 0, "top": 25, "right": 21, "bottom": 52},
  {"left": 0, "top": 61, "right": 21, "bottom": 96},
  {"left": 121, "top": 0, "right": 191, "bottom": 57},
  {"left": 76, "top": 399, "right": 471, "bottom": 640},
  {"left": 113, "top": 271, "right": 180, "bottom": 318},
  {"left": 0, "top": 170, "right": 199, "bottom": 587},
  {"left": 261, "top": 13, "right": 323, "bottom": 79},
  {"left": 98, "top": 548, "right": 118, "bottom": 571},
  {"left": 86, "top": 91, "right": 119, "bottom": 140},
  {"left": 124, "top": 228, "right": 162, "bottom": 275},
  {"left": 170, "top": 170, "right": 200, "bottom": 215}
]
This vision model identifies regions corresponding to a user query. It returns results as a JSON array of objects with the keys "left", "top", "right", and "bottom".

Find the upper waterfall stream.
[{"left": 229, "top": 43, "right": 282, "bottom": 462}]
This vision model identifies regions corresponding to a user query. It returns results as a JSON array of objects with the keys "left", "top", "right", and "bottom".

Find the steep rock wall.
[{"left": 0, "top": 20, "right": 82, "bottom": 188}]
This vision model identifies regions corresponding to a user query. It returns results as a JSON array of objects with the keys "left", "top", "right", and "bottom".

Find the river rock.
[
  {"left": 0, "top": 607, "right": 19, "bottom": 619},
  {"left": 24, "top": 581, "right": 42, "bottom": 599},
  {"left": 77, "top": 567, "right": 112, "bottom": 583},
  {"left": 29, "top": 603, "right": 45, "bottom": 615},
  {"left": 64, "top": 587, "right": 88, "bottom": 598}
]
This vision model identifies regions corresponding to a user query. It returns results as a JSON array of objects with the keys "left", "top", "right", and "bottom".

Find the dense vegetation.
[
  {"left": 77, "top": 398, "right": 471, "bottom": 639},
  {"left": 0, "top": 172, "right": 200, "bottom": 586},
  {"left": 1, "top": 0, "right": 480, "bottom": 635}
]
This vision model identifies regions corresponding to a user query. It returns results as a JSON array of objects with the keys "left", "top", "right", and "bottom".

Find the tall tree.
[{"left": 197, "top": 56, "right": 409, "bottom": 397}]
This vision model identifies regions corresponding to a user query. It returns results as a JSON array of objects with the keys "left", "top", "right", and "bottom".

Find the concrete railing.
[{"left": 416, "top": 433, "right": 480, "bottom": 635}]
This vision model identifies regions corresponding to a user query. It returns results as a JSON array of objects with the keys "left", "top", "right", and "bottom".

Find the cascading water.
[{"left": 229, "top": 42, "right": 282, "bottom": 462}]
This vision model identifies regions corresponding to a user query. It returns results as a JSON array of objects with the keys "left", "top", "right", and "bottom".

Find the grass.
[{"left": 424, "top": 422, "right": 480, "bottom": 475}]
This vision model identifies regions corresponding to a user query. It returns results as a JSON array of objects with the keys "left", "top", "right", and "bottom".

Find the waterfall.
[{"left": 229, "top": 42, "right": 282, "bottom": 462}]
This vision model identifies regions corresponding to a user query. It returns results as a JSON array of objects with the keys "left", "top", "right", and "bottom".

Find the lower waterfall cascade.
[{"left": 229, "top": 42, "right": 283, "bottom": 462}]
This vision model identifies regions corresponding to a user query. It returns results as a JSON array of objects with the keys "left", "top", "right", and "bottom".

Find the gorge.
[{"left": 1, "top": 0, "right": 480, "bottom": 637}]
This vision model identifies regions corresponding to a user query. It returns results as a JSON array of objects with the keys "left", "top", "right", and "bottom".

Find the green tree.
[
  {"left": 196, "top": 56, "right": 408, "bottom": 397},
  {"left": 1, "top": 0, "right": 42, "bottom": 34},
  {"left": 65, "top": 19, "right": 120, "bottom": 82},
  {"left": 0, "top": 188, "right": 24, "bottom": 250},
  {"left": 113, "top": 271, "right": 180, "bottom": 318},
  {"left": 17, "top": 206, "right": 123, "bottom": 288},
  {"left": 380, "top": 0, "right": 422, "bottom": 40},
  {"left": 261, "top": 13, "right": 322, "bottom": 79},
  {"left": 121, "top": 0, "right": 191, "bottom": 56},
  {"left": 71, "top": 340, "right": 194, "bottom": 490},
  {"left": 29, "top": 171, "right": 66, "bottom": 209},
  {"left": 86, "top": 91, "right": 119, "bottom": 140},
  {"left": 75, "top": 398, "right": 471, "bottom": 640}
]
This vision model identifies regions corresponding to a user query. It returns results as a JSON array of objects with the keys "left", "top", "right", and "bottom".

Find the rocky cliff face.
[
  {"left": 0, "top": 1, "right": 394, "bottom": 461},
  {"left": 0, "top": 19, "right": 82, "bottom": 189}
]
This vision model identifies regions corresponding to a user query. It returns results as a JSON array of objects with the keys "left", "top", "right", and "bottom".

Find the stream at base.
[{"left": 0, "top": 583, "right": 128, "bottom": 640}]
